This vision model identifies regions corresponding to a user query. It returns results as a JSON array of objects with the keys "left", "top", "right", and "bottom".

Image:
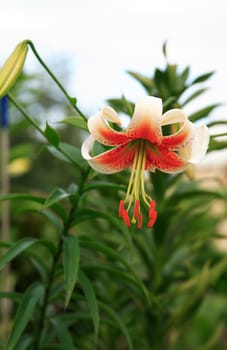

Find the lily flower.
[{"left": 82, "top": 96, "right": 209, "bottom": 229}]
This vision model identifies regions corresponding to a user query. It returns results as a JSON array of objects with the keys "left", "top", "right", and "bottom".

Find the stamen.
[
  {"left": 119, "top": 199, "right": 125, "bottom": 218},
  {"left": 122, "top": 209, "right": 131, "bottom": 227},
  {"left": 147, "top": 210, "right": 157, "bottom": 228},
  {"left": 137, "top": 213, "right": 143, "bottom": 229},
  {"left": 133, "top": 199, "right": 140, "bottom": 219},
  {"left": 149, "top": 200, "right": 156, "bottom": 218}
]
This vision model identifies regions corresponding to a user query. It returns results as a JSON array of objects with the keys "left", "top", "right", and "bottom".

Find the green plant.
[{"left": 0, "top": 41, "right": 227, "bottom": 350}]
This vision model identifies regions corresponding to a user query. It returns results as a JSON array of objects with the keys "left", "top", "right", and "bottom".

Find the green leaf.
[
  {"left": 154, "top": 68, "right": 170, "bottom": 99},
  {"left": 182, "top": 87, "right": 208, "bottom": 106},
  {"left": 127, "top": 70, "right": 155, "bottom": 93},
  {"left": 167, "top": 64, "right": 178, "bottom": 88},
  {"left": 191, "top": 71, "right": 215, "bottom": 84},
  {"left": 44, "top": 122, "right": 60, "bottom": 147},
  {"left": 82, "top": 263, "right": 151, "bottom": 303},
  {"left": 78, "top": 270, "right": 100, "bottom": 341},
  {"left": 208, "top": 138, "right": 227, "bottom": 151},
  {"left": 189, "top": 104, "right": 220, "bottom": 122},
  {"left": 0, "top": 193, "right": 45, "bottom": 204},
  {"left": 55, "top": 320, "right": 76, "bottom": 350},
  {"left": 63, "top": 235, "right": 80, "bottom": 307},
  {"left": 79, "top": 236, "right": 131, "bottom": 268},
  {"left": 162, "top": 40, "right": 168, "bottom": 59},
  {"left": 0, "top": 238, "right": 36, "bottom": 271},
  {"left": 99, "top": 302, "right": 133, "bottom": 350},
  {"left": 83, "top": 181, "right": 126, "bottom": 193},
  {"left": 41, "top": 208, "right": 63, "bottom": 234},
  {"left": 179, "top": 66, "right": 190, "bottom": 88},
  {"left": 207, "top": 120, "right": 227, "bottom": 127},
  {"left": 0, "top": 291, "right": 22, "bottom": 303},
  {"left": 6, "top": 283, "right": 44, "bottom": 350},
  {"left": 58, "top": 116, "right": 88, "bottom": 131},
  {"left": 107, "top": 97, "right": 134, "bottom": 115},
  {"left": 47, "top": 142, "right": 87, "bottom": 170},
  {"left": 14, "top": 335, "right": 33, "bottom": 350},
  {"left": 43, "top": 188, "right": 69, "bottom": 208},
  {"left": 79, "top": 235, "right": 150, "bottom": 303}
]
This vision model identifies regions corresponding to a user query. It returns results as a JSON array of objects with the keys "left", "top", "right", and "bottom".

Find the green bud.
[{"left": 0, "top": 40, "right": 29, "bottom": 98}]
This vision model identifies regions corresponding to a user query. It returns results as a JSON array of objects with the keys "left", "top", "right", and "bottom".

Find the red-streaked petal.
[
  {"left": 126, "top": 96, "right": 162, "bottom": 144},
  {"left": 161, "top": 109, "right": 194, "bottom": 149},
  {"left": 81, "top": 136, "right": 135, "bottom": 174},
  {"left": 88, "top": 106, "right": 129, "bottom": 146},
  {"left": 145, "top": 144, "right": 188, "bottom": 173}
]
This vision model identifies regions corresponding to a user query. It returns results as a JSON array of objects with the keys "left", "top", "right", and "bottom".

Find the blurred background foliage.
[{"left": 0, "top": 46, "right": 227, "bottom": 350}]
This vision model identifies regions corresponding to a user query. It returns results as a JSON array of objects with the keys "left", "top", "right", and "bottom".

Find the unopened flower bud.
[{"left": 0, "top": 40, "right": 29, "bottom": 98}]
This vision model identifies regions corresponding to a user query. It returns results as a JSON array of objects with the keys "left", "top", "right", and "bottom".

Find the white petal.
[
  {"left": 102, "top": 106, "right": 121, "bottom": 124},
  {"left": 189, "top": 125, "right": 210, "bottom": 163},
  {"left": 161, "top": 108, "right": 188, "bottom": 125},
  {"left": 81, "top": 135, "right": 95, "bottom": 162}
]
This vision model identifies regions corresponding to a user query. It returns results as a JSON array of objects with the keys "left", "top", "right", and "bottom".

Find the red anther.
[
  {"left": 149, "top": 200, "right": 156, "bottom": 218},
  {"left": 133, "top": 199, "right": 140, "bottom": 219},
  {"left": 119, "top": 200, "right": 125, "bottom": 218},
  {"left": 122, "top": 209, "right": 131, "bottom": 227},
  {"left": 137, "top": 213, "right": 143, "bottom": 229},
  {"left": 147, "top": 210, "right": 157, "bottom": 228}
]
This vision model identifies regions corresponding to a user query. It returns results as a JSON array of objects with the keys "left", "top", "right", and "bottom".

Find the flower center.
[{"left": 119, "top": 139, "right": 157, "bottom": 229}]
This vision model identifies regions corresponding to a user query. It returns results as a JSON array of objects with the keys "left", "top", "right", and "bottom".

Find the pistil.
[{"left": 119, "top": 140, "right": 157, "bottom": 229}]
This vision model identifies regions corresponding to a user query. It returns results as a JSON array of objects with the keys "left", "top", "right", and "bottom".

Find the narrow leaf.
[
  {"left": 43, "top": 188, "right": 69, "bottom": 208},
  {"left": 107, "top": 98, "right": 134, "bottom": 115},
  {"left": 6, "top": 283, "right": 44, "bottom": 350},
  {"left": 0, "top": 238, "right": 36, "bottom": 271},
  {"left": 44, "top": 122, "right": 60, "bottom": 147},
  {"left": 189, "top": 104, "right": 220, "bottom": 122},
  {"left": 79, "top": 270, "right": 100, "bottom": 341},
  {"left": 100, "top": 302, "right": 133, "bottom": 350},
  {"left": 179, "top": 66, "right": 190, "bottom": 87},
  {"left": 191, "top": 71, "right": 215, "bottom": 84},
  {"left": 59, "top": 116, "right": 88, "bottom": 131},
  {"left": 46, "top": 142, "right": 87, "bottom": 170},
  {"left": 182, "top": 87, "right": 208, "bottom": 106},
  {"left": 14, "top": 335, "right": 33, "bottom": 350},
  {"left": 207, "top": 120, "right": 227, "bottom": 127},
  {"left": 55, "top": 320, "right": 75, "bottom": 350},
  {"left": 63, "top": 235, "right": 80, "bottom": 307},
  {"left": 127, "top": 70, "right": 155, "bottom": 92},
  {"left": 0, "top": 193, "right": 45, "bottom": 204}
]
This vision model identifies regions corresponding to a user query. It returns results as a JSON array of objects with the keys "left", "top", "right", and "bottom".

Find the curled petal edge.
[
  {"left": 81, "top": 136, "right": 134, "bottom": 174},
  {"left": 188, "top": 124, "right": 210, "bottom": 163},
  {"left": 87, "top": 107, "right": 128, "bottom": 146}
]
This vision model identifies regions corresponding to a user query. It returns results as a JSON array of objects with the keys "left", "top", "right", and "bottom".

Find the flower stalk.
[{"left": 26, "top": 40, "right": 87, "bottom": 121}]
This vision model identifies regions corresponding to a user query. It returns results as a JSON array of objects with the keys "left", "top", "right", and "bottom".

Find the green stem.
[
  {"left": 7, "top": 93, "right": 82, "bottom": 168},
  {"left": 33, "top": 238, "right": 62, "bottom": 350},
  {"left": 27, "top": 40, "right": 87, "bottom": 121},
  {"left": 33, "top": 169, "right": 89, "bottom": 349},
  {"left": 7, "top": 92, "right": 43, "bottom": 134}
]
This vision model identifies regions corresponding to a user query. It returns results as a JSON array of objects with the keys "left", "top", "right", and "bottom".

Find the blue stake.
[
  {"left": 0, "top": 95, "right": 8, "bottom": 128},
  {"left": 0, "top": 95, "right": 11, "bottom": 339}
]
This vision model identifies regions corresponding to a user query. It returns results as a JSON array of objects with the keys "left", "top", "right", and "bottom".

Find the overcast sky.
[{"left": 1, "top": 0, "right": 227, "bottom": 145}]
